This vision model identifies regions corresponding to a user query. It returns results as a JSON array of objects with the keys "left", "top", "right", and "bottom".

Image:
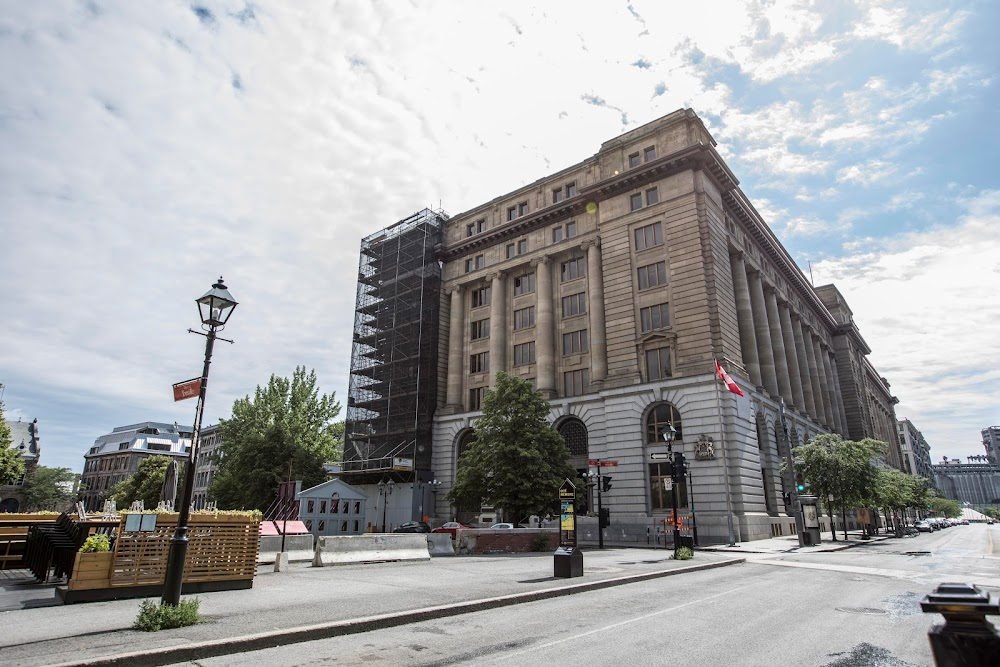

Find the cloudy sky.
[{"left": 1, "top": 1, "right": 997, "bottom": 473}]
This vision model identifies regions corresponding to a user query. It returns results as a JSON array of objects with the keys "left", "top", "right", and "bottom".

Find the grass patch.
[
  {"left": 674, "top": 546, "right": 693, "bottom": 560},
  {"left": 134, "top": 598, "right": 201, "bottom": 632}
]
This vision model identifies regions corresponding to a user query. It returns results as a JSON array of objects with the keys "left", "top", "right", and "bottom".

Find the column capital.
[
  {"left": 530, "top": 255, "right": 551, "bottom": 268},
  {"left": 444, "top": 284, "right": 465, "bottom": 296},
  {"left": 486, "top": 271, "right": 506, "bottom": 282},
  {"left": 729, "top": 249, "right": 746, "bottom": 260},
  {"left": 580, "top": 236, "right": 601, "bottom": 251}
]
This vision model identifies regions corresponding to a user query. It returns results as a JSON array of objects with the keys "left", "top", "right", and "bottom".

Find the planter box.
[{"left": 67, "top": 551, "right": 113, "bottom": 591}]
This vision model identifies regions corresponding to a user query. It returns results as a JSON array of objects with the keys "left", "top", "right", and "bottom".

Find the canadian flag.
[{"left": 715, "top": 359, "right": 745, "bottom": 397}]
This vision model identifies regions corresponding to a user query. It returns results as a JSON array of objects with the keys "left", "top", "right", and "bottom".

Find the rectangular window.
[
  {"left": 506, "top": 243, "right": 516, "bottom": 259},
  {"left": 646, "top": 187, "right": 659, "bottom": 206},
  {"left": 637, "top": 261, "right": 667, "bottom": 290},
  {"left": 644, "top": 146, "right": 656, "bottom": 162},
  {"left": 566, "top": 182, "right": 577, "bottom": 197},
  {"left": 466, "top": 219, "right": 485, "bottom": 237},
  {"left": 354, "top": 501, "right": 361, "bottom": 514},
  {"left": 630, "top": 192, "right": 643, "bottom": 212},
  {"left": 634, "top": 222, "right": 663, "bottom": 251},
  {"left": 513, "top": 272, "right": 535, "bottom": 296},
  {"left": 307, "top": 500, "right": 315, "bottom": 514},
  {"left": 562, "top": 329, "right": 588, "bottom": 355},
  {"left": 552, "top": 226, "right": 564, "bottom": 243},
  {"left": 639, "top": 303, "right": 670, "bottom": 332},
  {"left": 514, "top": 341, "right": 536, "bottom": 366},
  {"left": 565, "top": 221, "right": 577, "bottom": 238},
  {"left": 470, "top": 318, "right": 490, "bottom": 340},
  {"left": 552, "top": 187, "right": 563, "bottom": 203},
  {"left": 470, "top": 352, "right": 489, "bottom": 374},
  {"left": 560, "top": 257, "right": 585, "bottom": 282},
  {"left": 628, "top": 152, "right": 641, "bottom": 169},
  {"left": 645, "top": 347, "right": 671, "bottom": 380},
  {"left": 471, "top": 287, "right": 491, "bottom": 308},
  {"left": 320, "top": 500, "right": 327, "bottom": 514},
  {"left": 518, "top": 202, "right": 528, "bottom": 216},
  {"left": 507, "top": 206, "right": 516, "bottom": 221},
  {"left": 469, "top": 386, "right": 486, "bottom": 411},
  {"left": 518, "top": 239, "right": 527, "bottom": 255},
  {"left": 513, "top": 306, "right": 535, "bottom": 329},
  {"left": 465, "top": 254, "right": 485, "bottom": 273},
  {"left": 561, "top": 292, "right": 587, "bottom": 318},
  {"left": 649, "top": 463, "right": 688, "bottom": 511},
  {"left": 563, "top": 369, "right": 590, "bottom": 396}
]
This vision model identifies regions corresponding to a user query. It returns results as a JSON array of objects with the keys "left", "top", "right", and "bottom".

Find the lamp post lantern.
[
  {"left": 378, "top": 479, "right": 395, "bottom": 532},
  {"left": 162, "top": 277, "right": 237, "bottom": 606},
  {"left": 662, "top": 422, "right": 680, "bottom": 559}
]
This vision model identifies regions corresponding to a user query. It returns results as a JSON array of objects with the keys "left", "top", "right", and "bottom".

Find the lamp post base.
[{"left": 162, "top": 529, "right": 190, "bottom": 606}]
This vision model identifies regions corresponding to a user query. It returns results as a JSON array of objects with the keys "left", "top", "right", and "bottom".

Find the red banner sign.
[
  {"left": 172, "top": 377, "right": 202, "bottom": 402},
  {"left": 587, "top": 460, "right": 619, "bottom": 467}
]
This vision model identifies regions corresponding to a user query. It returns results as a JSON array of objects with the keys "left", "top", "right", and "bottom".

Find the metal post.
[
  {"left": 280, "top": 459, "right": 292, "bottom": 554},
  {"left": 162, "top": 327, "right": 216, "bottom": 606},
  {"left": 687, "top": 469, "right": 699, "bottom": 547},
  {"left": 668, "top": 441, "right": 679, "bottom": 559},
  {"left": 780, "top": 398, "right": 805, "bottom": 548},
  {"left": 921, "top": 583, "right": 1000, "bottom": 666},
  {"left": 596, "top": 471, "right": 604, "bottom": 550}
]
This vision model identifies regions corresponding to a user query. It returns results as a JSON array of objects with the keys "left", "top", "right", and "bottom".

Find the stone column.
[
  {"left": 802, "top": 324, "right": 826, "bottom": 425},
  {"left": 747, "top": 270, "right": 779, "bottom": 397},
  {"left": 584, "top": 239, "right": 607, "bottom": 383},
  {"left": 445, "top": 285, "right": 465, "bottom": 410},
  {"left": 826, "top": 349, "right": 848, "bottom": 435},
  {"left": 489, "top": 271, "right": 506, "bottom": 387},
  {"left": 764, "top": 287, "right": 793, "bottom": 406},
  {"left": 729, "top": 252, "right": 761, "bottom": 387},
  {"left": 831, "top": 350, "right": 850, "bottom": 434},
  {"left": 791, "top": 314, "right": 817, "bottom": 419},
  {"left": 811, "top": 333, "right": 835, "bottom": 428},
  {"left": 778, "top": 302, "right": 806, "bottom": 411},
  {"left": 820, "top": 346, "right": 840, "bottom": 434},
  {"left": 533, "top": 256, "right": 556, "bottom": 398}
]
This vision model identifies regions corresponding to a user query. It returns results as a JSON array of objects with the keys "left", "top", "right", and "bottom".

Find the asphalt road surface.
[{"left": 178, "top": 523, "right": 1000, "bottom": 667}]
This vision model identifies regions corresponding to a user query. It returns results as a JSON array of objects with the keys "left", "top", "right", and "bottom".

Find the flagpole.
[{"left": 715, "top": 360, "right": 737, "bottom": 546}]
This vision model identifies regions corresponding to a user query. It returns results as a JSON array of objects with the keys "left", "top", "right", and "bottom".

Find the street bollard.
[{"left": 920, "top": 582, "right": 1000, "bottom": 666}]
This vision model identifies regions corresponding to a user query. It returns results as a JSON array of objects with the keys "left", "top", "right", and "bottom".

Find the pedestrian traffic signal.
[
  {"left": 795, "top": 472, "right": 806, "bottom": 493},
  {"left": 602, "top": 476, "right": 613, "bottom": 492},
  {"left": 782, "top": 491, "right": 791, "bottom": 506}
]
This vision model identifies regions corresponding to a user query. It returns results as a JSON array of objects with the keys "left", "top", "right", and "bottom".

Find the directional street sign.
[{"left": 649, "top": 453, "right": 671, "bottom": 460}]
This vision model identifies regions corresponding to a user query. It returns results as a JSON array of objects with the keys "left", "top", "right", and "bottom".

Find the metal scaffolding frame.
[{"left": 343, "top": 208, "right": 446, "bottom": 483}]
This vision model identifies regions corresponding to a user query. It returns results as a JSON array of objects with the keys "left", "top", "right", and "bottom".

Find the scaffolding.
[{"left": 343, "top": 208, "right": 446, "bottom": 483}]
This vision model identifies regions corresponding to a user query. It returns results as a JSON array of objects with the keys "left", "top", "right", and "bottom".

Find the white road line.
[
  {"left": 497, "top": 583, "right": 761, "bottom": 661},
  {"left": 752, "top": 557, "right": 1000, "bottom": 589}
]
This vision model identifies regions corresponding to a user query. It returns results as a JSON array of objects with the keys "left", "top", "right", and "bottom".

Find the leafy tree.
[
  {"left": 211, "top": 366, "right": 341, "bottom": 512},
  {"left": 928, "top": 495, "right": 961, "bottom": 519},
  {"left": 0, "top": 384, "right": 27, "bottom": 485},
  {"left": 21, "top": 466, "right": 77, "bottom": 512},
  {"left": 447, "top": 372, "right": 577, "bottom": 524},
  {"left": 111, "top": 455, "right": 174, "bottom": 509}
]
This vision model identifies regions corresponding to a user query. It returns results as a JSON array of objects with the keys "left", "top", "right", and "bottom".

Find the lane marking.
[
  {"left": 752, "top": 557, "right": 1000, "bottom": 589},
  {"left": 497, "top": 583, "right": 760, "bottom": 661}
]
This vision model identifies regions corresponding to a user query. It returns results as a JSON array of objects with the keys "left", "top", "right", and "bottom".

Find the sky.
[{"left": 1, "top": 0, "right": 997, "bottom": 474}]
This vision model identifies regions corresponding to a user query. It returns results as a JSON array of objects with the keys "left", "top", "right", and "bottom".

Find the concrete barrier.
[
  {"left": 313, "top": 534, "right": 431, "bottom": 566},
  {"left": 426, "top": 533, "right": 455, "bottom": 556},
  {"left": 258, "top": 534, "right": 315, "bottom": 565}
]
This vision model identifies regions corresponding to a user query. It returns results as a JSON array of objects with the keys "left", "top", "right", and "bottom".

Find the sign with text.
[
  {"left": 392, "top": 457, "right": 414, "bottom": 471},
  {"left": 559, "top": 479, "right": 576, "bottom": 547},
  {"left": 172, "top": 377, "right": 202, "bottom": 402},
  {"left": 587, "top": 460, "right": 618, "bottom": 467}
]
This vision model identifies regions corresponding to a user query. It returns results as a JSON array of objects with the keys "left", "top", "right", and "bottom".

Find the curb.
[
  {"left": 698, "top": 535, "right": 891, "bottom": 555},
  {"left": 48, "top": 557, "right": 745, "bottom": 667}
]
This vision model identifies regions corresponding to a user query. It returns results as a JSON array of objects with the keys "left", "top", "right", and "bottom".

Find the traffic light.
[
  {"left": 673, "top": 451, "right": 686, "bottom": 478},
  {"left": 795, "top": 472, "right": 806, "bottom": 493},
  {"left": 782, "top": 491, "right": 791, "bottom": 506},
  {"left": 599, "top": 507, "right": 610, "bottom": 528},
  {"left": 601, "top": 476, "right": 613, "bottom": 492}
]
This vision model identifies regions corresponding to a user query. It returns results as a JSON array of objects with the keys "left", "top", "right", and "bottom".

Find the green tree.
[
  {"left": 111, "top": 455, "right": 173, "bottom": 509},
  {"left": 0, "top": 384, "right": 27, "bottom": 485},
  {"left": 928, "top": 495, "right": 961, "bottom": 518},
  {"left": 447, "top": 372, "right": 577, "bottom": 524},
  {"left": 21, "top": 466, "right": 77, "bottom": 512},
  {"left": 211, "top": 366, "right": 341, "bottom": 512}
]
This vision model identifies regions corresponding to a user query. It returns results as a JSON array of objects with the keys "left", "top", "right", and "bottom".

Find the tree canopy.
[
  {"left": 110, "top": 455, "right": 174, "bottom": 509},
  {"left": 0, "top": 384, "right": 26, "bottom": 485},
  {"left": 447, "top": 372, "right": 577, "bottom": 524},
  {"left": 21, "top": 466, "right": 77, "bottom": 512},
  {"left": 211, "top": 366, "right": 342, "bottom": 512}
]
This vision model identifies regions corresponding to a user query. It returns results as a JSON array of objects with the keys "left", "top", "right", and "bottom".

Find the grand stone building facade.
[
  {"left": 420, "top": 109, "right": 904, "bottom": 543},
  {"left": 897, "top": 419, "right": 933, "bottom": 480}
]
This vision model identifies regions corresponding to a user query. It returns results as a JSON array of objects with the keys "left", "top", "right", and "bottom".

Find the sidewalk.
[
  {"left": 2, "top": 548, "right": 743, "bottom": 667},
  {"left": 699, "top": 531, "right": 894, "bottom": 554}
]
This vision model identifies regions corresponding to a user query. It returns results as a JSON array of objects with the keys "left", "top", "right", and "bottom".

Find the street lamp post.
[
  {"left": 377, "top": 479, "right": 395, "bottom": 532},
  {"left": 428, "top": 479, "right": 441, "bottom": 521},
  {"left": 662, "top": 422, "right": 680, "bottom": 559},
  {"left": 585, "top": 468, "right": 604, "bottom": 549},
  {"left": 162, "top": 277, "right": 237, "bottom": 606}
]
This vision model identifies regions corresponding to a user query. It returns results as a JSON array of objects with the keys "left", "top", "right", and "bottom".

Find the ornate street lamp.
[
  {"left": 662, "top": 422, "right": 680, "bottom": 558},
  {"left": 162, "top": 277, "right": 237, "bottom": 606},
  {"left": 377, "top": 479, "right": 395, "bottom": 532}
]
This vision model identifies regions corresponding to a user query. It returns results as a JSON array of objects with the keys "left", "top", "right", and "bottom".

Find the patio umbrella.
[{"left": 160, "top": 459, "right": 178, "bottom": 510}]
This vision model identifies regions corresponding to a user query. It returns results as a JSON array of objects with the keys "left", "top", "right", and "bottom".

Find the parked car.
[
  {"left": 914, "top": 521, "right": 933, "bottom": 533},
  {"left": 432, "top": 521, "right": 468, "bottom": 538},
  {"left": 393, "top": 521, "right": 431, "bottom": 533},
  {"left": 488, "top": 523, "right": 514, "bottom": 530}
]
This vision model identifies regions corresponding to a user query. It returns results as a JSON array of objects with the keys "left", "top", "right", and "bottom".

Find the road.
[{"left": 177, "top": 524, "right": 999, "bottom": 667}]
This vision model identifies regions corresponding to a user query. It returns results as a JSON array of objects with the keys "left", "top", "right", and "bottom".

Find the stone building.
[
  {"left": 933, "top": 457, "right": 1000, "bottom": 509},
  {"left": 983, "top": 426, "right": 1000, "bottom": 464},
  {"left": 80, "top": 422, "right": 191, "bottom": 512},
  {"left": 347, "top": 108, "right": 907, "bottom": 543},
  {"left": 0, "top": 418, "right": 41, "bottom": 513},
  {"left": 191, "top": 423, "right": 223, "bottom": 510},
  {"left": 897, "top": 419, "right": 933, "bottom": 480}
]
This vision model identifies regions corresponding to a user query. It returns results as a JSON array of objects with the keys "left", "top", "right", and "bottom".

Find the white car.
[{"left": 488, "top": 523, "right": 514, "bottom": 529}]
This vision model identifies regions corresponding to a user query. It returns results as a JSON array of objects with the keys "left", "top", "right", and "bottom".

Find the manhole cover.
[{"left": 836, "top": 607, "right": 887, "bottom": 615}]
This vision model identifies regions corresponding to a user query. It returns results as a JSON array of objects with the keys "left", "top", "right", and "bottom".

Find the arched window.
[
  {"left": 645, "top": 403, "right": 683, "bottom": 444},
  {"left": 456, "top": 430, "right": 477, "bottom": 467},
  {"left": 558, "top": 418, "right": 589, "bottom": 458}
]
